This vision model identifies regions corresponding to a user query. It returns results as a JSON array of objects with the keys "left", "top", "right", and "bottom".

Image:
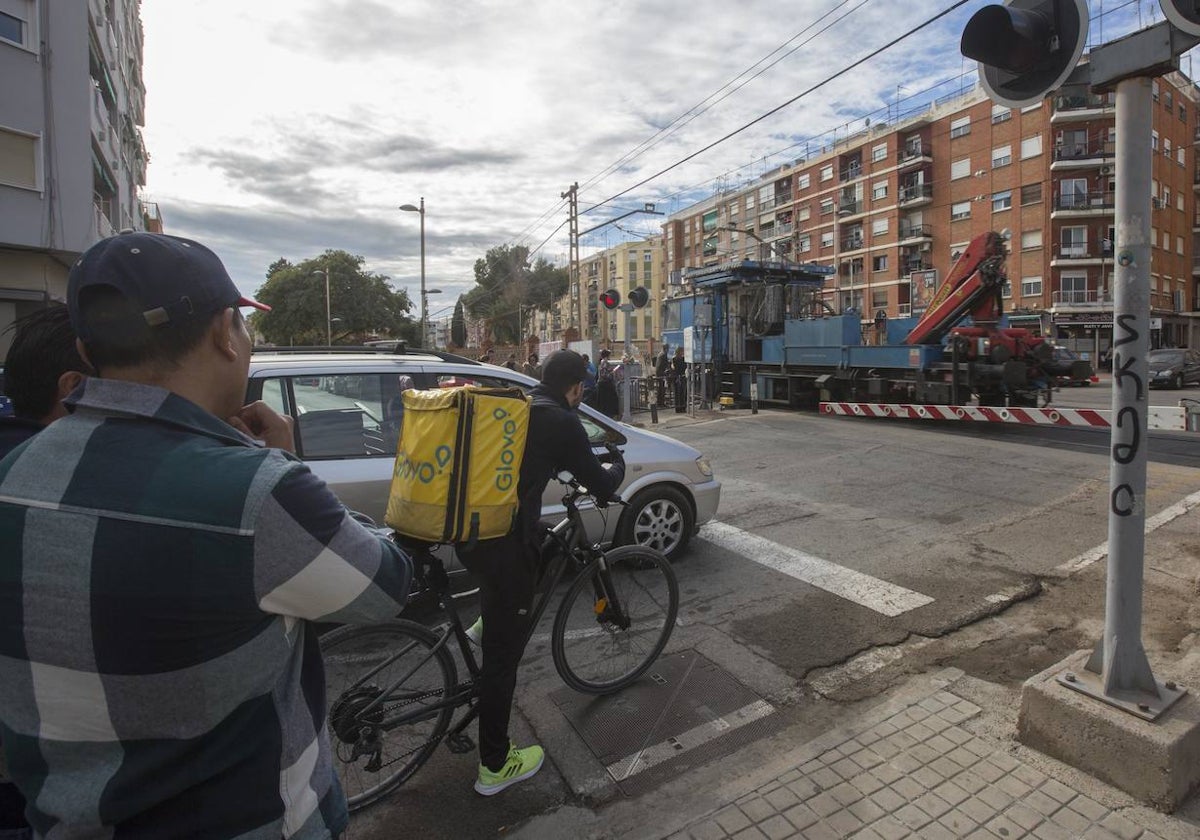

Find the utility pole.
[{"left": 561, "top": 182, "right": 579, "bottom": 342}]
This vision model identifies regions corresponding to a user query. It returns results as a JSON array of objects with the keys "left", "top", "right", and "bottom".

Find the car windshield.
[
  {"left": 1148, "top": 350, "right": 1184, "bottom": 365},
  {"left": 1052, "top": 347, "right": 1078, "bottom": 360}
]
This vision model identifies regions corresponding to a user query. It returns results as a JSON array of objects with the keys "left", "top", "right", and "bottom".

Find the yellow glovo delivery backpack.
[{"left": 385, "top": 386, "right": 530, "bottom": 545}]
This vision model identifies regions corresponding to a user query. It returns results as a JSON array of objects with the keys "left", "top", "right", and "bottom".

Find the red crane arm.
[{"left": 904, "top": 231, "right": 1008, "bottom": 346}]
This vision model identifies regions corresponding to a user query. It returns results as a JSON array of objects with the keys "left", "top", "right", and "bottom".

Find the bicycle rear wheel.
[
  {"left": 551, "top": 546, "right": 679, "bottom": 694},
  {"left": 320, "top": 619, "right": 458, "bottom": 810}
]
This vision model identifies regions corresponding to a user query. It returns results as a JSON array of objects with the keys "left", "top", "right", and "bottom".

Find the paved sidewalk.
[{"left": 670, "top": 677, "right": 1171, "bottom": 840}]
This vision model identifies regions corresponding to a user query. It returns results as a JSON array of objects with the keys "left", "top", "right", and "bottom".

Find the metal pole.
[
  {"left": 621, "top": 305, "right": 632, "bottom": 424},
  {"left": 324, "top": 266, "right": 331, "bottom": 346},
  {"left": 1085, "top": 76, "right": 1159, "bottom": 698},
  {"left": 419, "top": 197, "right": 427, "bottom": 347}
]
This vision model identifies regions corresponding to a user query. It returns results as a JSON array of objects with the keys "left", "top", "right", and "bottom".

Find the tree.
[
  {"left": 451, "top": 297, "right": 467, "bottom": 348},
  {"left": 249, "top": 249, "right": 414, "bottom": 346},
  {"left": 464, "top": 244, "right": 568, "bottom": 343}
]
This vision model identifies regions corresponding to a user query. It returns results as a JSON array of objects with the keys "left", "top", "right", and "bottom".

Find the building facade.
[
  {"left": 578, "top": 236, "right": 664, "bottom": 360},
  {"left": 0, "top": 0, "right": 150, "bottom": 357},
  {"left": 663, "top": 71, "right": 1200, "bottom": 358}
]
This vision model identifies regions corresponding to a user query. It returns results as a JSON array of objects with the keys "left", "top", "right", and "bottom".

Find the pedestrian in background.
[
  {"left": 672, "top": 346, "right": 688, "bottom": 413},
  {"left": 505, "top": 353, "right": 518, "bottom": 371},
  {"left": 0, "top": 304, "right": 91, "bottom": 460},
  {"left": 523, "top": 352, "right": 542, "bottom": 381},
  {"left": 654, "top": 343, "right": 671, "bottom": 407},
  {"left": 596, "top": 348, "right": 619, "bottom": 418},
  {"left": 581, "top": 353, "right": 597, "bottom": 406}
]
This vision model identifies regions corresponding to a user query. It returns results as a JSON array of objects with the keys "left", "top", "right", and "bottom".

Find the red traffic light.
[
  {"left": 628, "top": 286, "right": 650, "bottom": 308},
  {"left": 600, "top": 289, "right": 621, "bottom": 310}
]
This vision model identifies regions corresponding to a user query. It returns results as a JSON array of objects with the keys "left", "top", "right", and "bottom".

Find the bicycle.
[{"left": 319, "top": 473, "right": 680, "bottom": 810}]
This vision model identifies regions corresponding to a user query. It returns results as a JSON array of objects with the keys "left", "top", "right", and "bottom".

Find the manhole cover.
[{"left": 550, "top": 650, "right": 782, "bottom": 796}]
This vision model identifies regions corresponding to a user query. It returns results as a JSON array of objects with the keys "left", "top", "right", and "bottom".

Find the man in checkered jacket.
[{"left": 0, "top": 233, "right": 413, "bottom": 838}]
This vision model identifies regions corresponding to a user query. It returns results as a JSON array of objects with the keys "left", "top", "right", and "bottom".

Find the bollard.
[
  {"left": 650, "top": 401, "right": 659, "bottom": 424},
  {"left": 750, "top": 366, "right": 759, "bottom": 415}
]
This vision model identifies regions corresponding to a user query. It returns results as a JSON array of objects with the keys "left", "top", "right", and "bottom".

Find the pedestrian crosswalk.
[{"left": 698, "top": 521, "right": 935, "bottom": 617}]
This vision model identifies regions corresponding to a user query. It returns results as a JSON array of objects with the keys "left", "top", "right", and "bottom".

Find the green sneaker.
[
  {"left": 474, "top": 743, "right": 545, "bottom": 796},
  {"left": 465, "top": 616, "right": 483, "bottom": 647}
]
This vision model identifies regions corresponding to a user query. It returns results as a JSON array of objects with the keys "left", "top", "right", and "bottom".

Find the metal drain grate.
[{"left": 550, "top": 650, "right": 783, "bottom": 796}]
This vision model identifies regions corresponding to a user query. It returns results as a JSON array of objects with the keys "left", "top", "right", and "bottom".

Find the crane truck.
[{"left": 661, "top": 230, "right": 1093, "bottom": 411}]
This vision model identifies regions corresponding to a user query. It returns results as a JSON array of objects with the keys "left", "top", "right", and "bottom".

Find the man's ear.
[
  {"left": 57, "top": 370, "right": 86, "bottom": 400},
  {"left": 213, "top": 309, "right": 238, "bottom": 361}
]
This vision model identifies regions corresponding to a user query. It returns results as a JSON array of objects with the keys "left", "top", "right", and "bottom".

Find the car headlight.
[{"left": 695, "top": 457, "right": 713, "bottom": 477}]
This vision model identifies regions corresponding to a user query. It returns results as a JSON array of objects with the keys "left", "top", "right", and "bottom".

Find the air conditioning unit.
[
  {"left": 1099, "top": 164, "right": 1113, "bottom": 175},
  {"left": 920, "top": 241, "right": 932, "bottom": 251},
  {"left": 1152, "top": 198, "right": 1166, "bottom": 210}
]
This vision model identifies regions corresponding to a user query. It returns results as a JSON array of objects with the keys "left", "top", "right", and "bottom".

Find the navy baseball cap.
[{"left": 67, "top": 232, "right": 269, "bottom": 341}]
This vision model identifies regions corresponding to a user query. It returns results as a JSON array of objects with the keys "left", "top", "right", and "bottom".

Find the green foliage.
[
  {"left": 451, "top": 297, "right": 467, "bottom": 348},
  {"left": 463, "top": 244, "right": 568, "bottom": 343},
  {"left": 249, "top": 250, "right": 414, "bottom": 346}
]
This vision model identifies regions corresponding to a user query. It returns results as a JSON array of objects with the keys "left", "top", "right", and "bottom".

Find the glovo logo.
[
  {"left": 395, "top": 444, "right": 453, "bottom": 485},
  {"left": 493, "top": 405, "right": 519, "bottom": 491}
]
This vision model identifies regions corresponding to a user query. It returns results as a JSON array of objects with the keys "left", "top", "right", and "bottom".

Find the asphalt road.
[{"left": 342, "top": 409, "right": 1200, "bottom": 840}]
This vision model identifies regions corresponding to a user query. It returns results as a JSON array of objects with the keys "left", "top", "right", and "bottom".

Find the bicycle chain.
[{"left": 337, "top": 686, "right": 451, "bottom": 771}]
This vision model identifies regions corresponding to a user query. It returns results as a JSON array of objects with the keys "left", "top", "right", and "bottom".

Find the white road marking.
[
  {"left": 1055, "top": 488, "right": 1200, "bottom": 574},
  {"left": 699, "top": 521, "right": 935, "bottom": 617},
  {"left": 605, "top": 699, "right": 775, "bottom": 782},
  {"left": 809, "top": 639, "right": 935, "bottom": 696}
]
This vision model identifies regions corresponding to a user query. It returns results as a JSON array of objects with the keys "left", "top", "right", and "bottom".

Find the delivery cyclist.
[{"left": 457, "top": 349, "right": 624, "bottom": 795}]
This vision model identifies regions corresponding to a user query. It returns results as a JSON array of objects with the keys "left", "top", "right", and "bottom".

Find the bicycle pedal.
[{"left": 446, "top": 732, "right": 476, "bottom": 754}]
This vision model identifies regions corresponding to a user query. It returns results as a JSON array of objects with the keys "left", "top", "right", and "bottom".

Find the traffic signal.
[
  {"left": 960, "top": 0, "right": 1088, "bottom": 109},
  {"left": 1161, "top": 0, "right": 1200, "bottom": 36},
  {"left": 600, "top": 289, "right": 621, "bottom": 310},
  {"left": 628, "top": 286, "right": 650, "bottom": 308}
]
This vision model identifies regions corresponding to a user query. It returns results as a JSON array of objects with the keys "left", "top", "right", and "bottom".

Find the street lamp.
[
  {"left": 399, "top": 198, "right": 427, "bottom": 347},
  {"left": 311, "top": 266, "right": 332, "bottom": 346},
  {"left": 425, "top": 288, "right": 443, "bottom": 346}
]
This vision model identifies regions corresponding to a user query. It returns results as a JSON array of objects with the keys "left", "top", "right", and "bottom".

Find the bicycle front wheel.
[
  {"left": 551, "top": 545, "right": 679, "bottom": 694},
  {"left": 320, "top": 620, "right": 457, "bottom": 811}
]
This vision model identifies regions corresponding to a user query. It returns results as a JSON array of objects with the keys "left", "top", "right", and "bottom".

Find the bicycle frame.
[{"left": 338, "top": 482, "right": 621, "bottom": 735}]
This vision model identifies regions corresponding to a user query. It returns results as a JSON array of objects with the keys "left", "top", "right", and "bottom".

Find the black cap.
[
  {"left": 541, "top": 349, "right": 588, "bottom": 389},
  {"left": 67, "top": 232, "right": 269, "bottom": 341}
]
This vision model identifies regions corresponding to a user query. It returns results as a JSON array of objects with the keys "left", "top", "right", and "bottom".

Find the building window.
[
  {"left": 820, "top": 231, "right": 834, "bottom": 248},
  {"left": 1178, "top": 147, "right": 1186, "bottom": 166},
  {"left": 1166, "top": 90, "right": 1174, "bottom": 109},
  {"left": 991, "top": 104, "right": 1012, "bottom": 124},
  {"left": 992, "top": 145, "right": 1012, "bottom": 168},
  {"left": 951, "top": 201, "right": 971, "bottom": 221},
  {"left": 1151, "top": 131, "right": 1159, "bottom": 151},
  {"left": 1021, "top": 229, "right": 1042, "bottom": 250},
  {"left": 1163, "top": 230, "right": 1170, "bottom": 250},
  {"left": 797, "top": 205, "right": 811, "bottom": 222},
  {"left": 1165, "top": 138, "right": 1173, "bottom": 158},
  {"left": 1060, "top": 273, "right": 1088, "bottom": 303},
  {"left": 1178, "top": 235, "right": 1185, "bottom": 255},
  {"left": 820, "top": 197, "right": 834, "bottom": 215},
  {"left": 1021, "top": 276, "right": 1043, "bottom": 297},
  {"left": 951, "top": 158, "right": 970, "bottom": 180},
  {"left": 1061, "top": 226, "right": 1087, "bottom": 257},
  {"left": 1152, "top": 80, "right": 1160, "bottom": 102},
  {"left": 949, "top": 116, "right": 971, "bottom": 139},
  {"left": 1020, "top": 183, "right": 1042, "bottom": 205},
  {"left": 872, "top": 254, "right": 888, "bottom": 272},
  {"left": 871, "top": 218, "right": 888, "bottom": 236},
  {"left": 798, "top": 234, "right": 811, "bottom": 253},
  {"left": 992, "top": 190, "right": 1012, "bottom": 212},
  {"left": 1180, "top": 104, "right": 1187, "bottom": 122},
  {"left": 1178, "top": 193, "right": 1185, "bottom": 212},
  {"left": 797, "top": 173, "right": 810, "bottom": 190},
  {"left": 820, "top": 165, "right": 833, "bottom": 182},
  {"left": 872, "top": 181, "right": 887, "bottom": 200},
  {"left": 871, "top": 143, "right": 887, "bottom": 163},
  {"left": 1020, "top": 135, "right": 1043, "bottom": 159},
  {"left": 0, "top": 8, "right": 25, "bottom": 47},
  {"left": 0, "top": 126, "right": 38, "bottom": 190},
  {"left": 1163, "top": 186, "right": 1171, "bottom": 207}
]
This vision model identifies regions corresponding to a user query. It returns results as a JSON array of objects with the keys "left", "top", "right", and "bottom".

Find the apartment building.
[
  {"left": 0, "top": 0, "right": 150, "bottom": 357},
  {"left": 663, "top": 71, "right": 1200, "bottom": 356}
]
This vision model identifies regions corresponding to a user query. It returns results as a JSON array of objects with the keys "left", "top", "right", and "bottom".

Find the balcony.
[
  {"left": 898, "top": 223, "right": 933, "bottom": 243},
  {"left": 902, "top": 257, "right": 933, "bottom": 275},
  {"left": 1050, "top": 244, "right": 1111, "bottom": 266},
  {"left": 1051, "top": 191, "right": 1114, "bottom": 217},
  {"left": 839, "top": 163, "right": 863, "bottom": 182},
  {"left": 771, "top": 221, "right": 794, "bottom": 238},
  {"left": 1051, "top": 93, "right": 1113, "bottom": 123},
  {"left": 93, "top": 200, "right": 115, "bottom": 240},
  {"left": 1051, "top": 289, "right": 1113, "bottom": 307},
  {"left": 898, "top": 183, "right": 933, "bottom": 207},
  {"left": 840, "top": 235, "right": 865, "bottom": 252},
  {"left": 1051, "top": 140, "right": 1114, "bottom": 170},
  {"left": 1193, "top": 257, "right": 1200, "bottom": 275},
  {"left": 838, "top": 199, "right": 864, "bottom": 217},
  {"left": 897, "top": 146, "right": 932, "bottom": 169}
]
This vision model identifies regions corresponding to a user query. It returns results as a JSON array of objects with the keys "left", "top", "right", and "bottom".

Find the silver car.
[{"left": 245, "top": 349, "right": 721, "bottom": 559}]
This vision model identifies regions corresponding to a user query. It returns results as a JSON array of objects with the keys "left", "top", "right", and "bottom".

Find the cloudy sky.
[{"left": 139, "top": 0, "right": 1158, "bottom": 323}]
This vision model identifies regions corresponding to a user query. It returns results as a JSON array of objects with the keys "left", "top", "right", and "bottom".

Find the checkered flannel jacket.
[{"left": 0, "top": 379, "right": 412, "bottom": 838}]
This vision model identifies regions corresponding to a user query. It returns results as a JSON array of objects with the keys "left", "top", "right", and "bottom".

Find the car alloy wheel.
[{"left": 618, "top": 486, "right": 694, "bottom": 560}]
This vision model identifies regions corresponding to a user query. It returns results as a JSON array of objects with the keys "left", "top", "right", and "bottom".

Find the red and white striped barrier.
[{"left": 819, "top": 402, "right": 1191, "bottom": 431}]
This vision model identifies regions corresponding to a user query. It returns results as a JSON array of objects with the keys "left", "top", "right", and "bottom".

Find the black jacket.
[
  {"left": 0, "top": 416, "right": 43, "bottom": 461},
  {"left": 514, "top": 384, "right": 624, "bottom": 540}
]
